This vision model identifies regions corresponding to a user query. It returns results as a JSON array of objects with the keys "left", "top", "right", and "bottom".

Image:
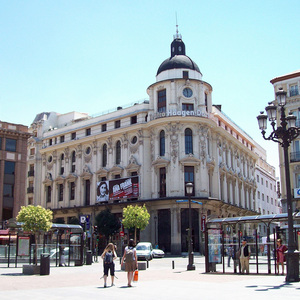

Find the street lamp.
[
  {"left": 257, "top": 88, "right": 299, "bottom": 282},
  {"left": 186, "top": 182, "right": 195, "bottom": 270}
]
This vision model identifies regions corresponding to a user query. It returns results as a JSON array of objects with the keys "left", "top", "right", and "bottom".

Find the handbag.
[{"left": 133, "top": 270, "right": 139, "bottom": 282}]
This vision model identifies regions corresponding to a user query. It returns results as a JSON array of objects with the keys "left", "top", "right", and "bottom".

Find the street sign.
[
  {"left": 80, "top": 216, "right": 86, "bottom": 223},
  {"left": 294, "top": 188, "right": 300, "bottom": 198},
  {"left": 120, "top": 231, "right": 124, "bottom": 237}
]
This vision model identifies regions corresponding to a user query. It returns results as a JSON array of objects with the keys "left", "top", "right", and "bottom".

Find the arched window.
[
  {"left": 159, "top": 130, "right": 165, "bottom": 156},
  {"left": 102, "top": 144, "right": 107, "bottom": 167},
  {"left": 116, "top": 141, "right": 121, "bottom": 165},
  {"left": 185, "top": 128, "right": 193, "bottom": 154},
  {"left": 71, "top": 151, "right": 76, "bottom": 172}
]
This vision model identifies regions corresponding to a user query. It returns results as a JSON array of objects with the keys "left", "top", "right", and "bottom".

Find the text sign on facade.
[{"left": 294, "top": 188, "right": 300, "bottom": 198}]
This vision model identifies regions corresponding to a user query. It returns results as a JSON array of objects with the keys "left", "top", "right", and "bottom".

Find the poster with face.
[{"left": 96, "top": 181, "right": 109, "bottom": 202}]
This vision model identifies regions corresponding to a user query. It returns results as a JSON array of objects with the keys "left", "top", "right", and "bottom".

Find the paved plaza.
[{"left": 0, "top": 256, "right": 299, "bottom": 300}]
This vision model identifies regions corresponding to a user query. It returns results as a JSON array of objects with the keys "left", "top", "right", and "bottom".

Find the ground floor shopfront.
[{"left": 52, "top": 198, "right": 255, "bottom": 255}]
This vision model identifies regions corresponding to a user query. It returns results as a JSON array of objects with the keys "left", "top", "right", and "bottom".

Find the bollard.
[
  {"left": 172, "top": 260, "right": 175, "bottom": 269},
  {"left": 147, "top": 260, "right": 149, "bottom": 268}
]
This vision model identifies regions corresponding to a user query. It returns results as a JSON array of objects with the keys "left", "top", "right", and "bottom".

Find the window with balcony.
[
  {"left": 58, "top": 184, "right": 63, "bottom": 201},
  {"left": 71, "top": 151, "right": 76, "bottom": 173},
  {"left": 159, "top": 167, "right": 166, "bottom": 197},
  {"left": 184, "top": 166, "right": 195, "bottom": 196},
  {"left": 116, "top": 140, "right": 121, "bottom": 164},
  {"left": 102, "top": 144, "right": 107, "bottom": 167},
  {"left": 185, "top": 128, "right": 193, "bottom": 154},
  {"left": 159, "top": 130, "right": 165, "bottom": 156},
  {"left": 291, "top": 140, "right": 300, "bottom": 162},
  {"left": 5, "top": 138, "right": 17, "bottom": 152},
  {"left": 70, "top": 182, "right": 75, "bottom": 200},
  {"left": 290, "top": 84, "right": 299, "bottom": 97},
  {"left": 46, "top": 186, "right": 51, "bottom": 203},
  {"left": 182, "top": 103, "right": 194, "bottom": 111},
  {"left": 157, "top": 89, "right": 166, "bottom": 113}
]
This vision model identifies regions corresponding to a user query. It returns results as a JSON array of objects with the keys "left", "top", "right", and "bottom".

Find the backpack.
[
  {"left": 125, "top": 247, "right": 134, "bottom": 263},
  {"left": 104, "top": 251, "right": 113, "bottom": 264}
]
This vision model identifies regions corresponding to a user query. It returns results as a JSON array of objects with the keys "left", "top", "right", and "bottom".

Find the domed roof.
[
  {"left": 157, "top": 55, "right": 200, "bottom": 75},
  {"left": 156, "top": 30, "right": 201, "bottom": 76}
]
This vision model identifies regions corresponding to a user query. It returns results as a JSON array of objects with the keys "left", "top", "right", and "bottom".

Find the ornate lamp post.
[
  {"left": 186, "top": 182, "right": 195, "bottom": 270},
  {"left": 257, "top": 88, "right": 299, "bottom": 282}
]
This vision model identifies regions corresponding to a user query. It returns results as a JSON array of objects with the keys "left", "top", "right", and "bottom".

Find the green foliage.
[
  {"left": 16, "top": 205, "right": 53, "bottom": 234},
  {"left": 122, "top": 204, "right": 150, "bottom": 231},
  {"left": 95, "top": 209, "right": 120, "bottom": 241}
]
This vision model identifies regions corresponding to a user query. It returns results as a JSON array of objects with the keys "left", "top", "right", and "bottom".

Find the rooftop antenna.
[{"left": 174, "top": 12, "right": 182, "bottom": 39}]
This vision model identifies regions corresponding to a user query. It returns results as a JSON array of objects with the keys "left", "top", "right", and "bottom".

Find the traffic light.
[{"left": 94, "top": 226, "right": 98, "bottom": 234}]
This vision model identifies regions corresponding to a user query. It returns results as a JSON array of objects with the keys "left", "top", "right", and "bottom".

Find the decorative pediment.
[
  {"left": 96, "top": 167, "right": 109, "bottom": 177},
  {"left": 54, "top": 175, "right": 65, "bottom": 184},
  {"left": 179, "top": 154, "right": 201, "bottom": 172},
  {"left": 43, "top": 172, "right": 53, "bottom": 185},
  {"left": 109, "top": 165, "right": 124, "bottom": 176},
  {"left": 179, "top": 154, "right": 201, "bottom": 166},
  {"left": 152, "top": 156, "right": 170, "bottom": 169},
  {"left": 65, "top": 173, "right": 78, "bottom": 182},
  {"left": 125, "top": 155, "right": 141, "bottom": 173},
  {"left": 80, "top": 165, "right": 93, "bottom": 179}
]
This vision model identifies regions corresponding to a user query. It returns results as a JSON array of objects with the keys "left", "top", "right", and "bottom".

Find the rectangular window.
[
  {"left": 182, "top": 103, "right": 194, "bottom": 111},
  {"left": 28, "top": 164, "right": 34, "bottom": 177},
  {"left": 5, "top": 138, "right": 17, "bottom": 152},
  {"left": 257, "top": 175, "right": 259, "bottom": 183},
  {"left": 131, "top": 116, "right": 137, "bottom": 124},
  {"left": 71, "top": 132, "right": 76, "bottom": 140},
  {"left": 115, "top": 174, "right": 121, "bottom": 179},
  {"left": 183, "top": 71, "right": 189, "bottom": 79},
  {"left": 115, "top": 120, "right": 121, "bottom": 128},
  {"left": 266, "top": 180, "right": 268, "bottom": 188},
  {"left": 46, "top": 186, "right": 51, "bottom": 203},
  {"left": 30, "top": 148, "right": 35, "bottom": 155},
  {"left": 262, "top": 194, "right": 264, "bottom": 201},
  {"left": 49, "top": 139, "right": 52, "bottom": 146},
  {"left": 290, "top": 84, "right": 299, "bottom": 97},
  {"left": 261, "top": 178, "right": 263, "bottom": 185},
  {"left": 157, "top": 89, "right": 166, "bottom": 113},
  {"left": 70, "top": 182, "right": 75, "bottom": 200},
  {"left": 257, "top": 191, "right": 260, "bottom": 199},
  {"left": 267, "top": 196, "right": 269, "bottom": 203},
  {"left": 60, "top": 135, "right": 65, "bottom": 143},
  {"left": 59, "top": 184, "right": 64, "bottom": 201},
  {"left": 3, "top": 184, "right": 14, "bottom": 198},
  {"left": 4, "top": 161, "right": 15, "bottom": 175},
  {"left": 102, "top": 124, "right": 107, "bottom": 132},
  {"left": 86, "top": 128, "right": 91, "bottom": 136},
  {"left": 184, "top": 166, "right": 195, "bottom": 196},
  {"left": 0, "top": 137, "right": 2, "bottom": 150},
  {"left": 159, "top": 167, "right": 166, "bottom": 197}
]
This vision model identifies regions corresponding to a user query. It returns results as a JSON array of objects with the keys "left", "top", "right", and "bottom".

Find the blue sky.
[{"left": 1, "top": 0, "right": 300, "bottom": 174}]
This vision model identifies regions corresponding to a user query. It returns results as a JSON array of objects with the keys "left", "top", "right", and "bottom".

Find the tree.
[
  {"left": 122, "top": 204, "right": 150, "bottom": 243},
  {"left": 95, "top": 209, "right": 120, "bottom": 242},
  {"left": 16, "top": 205, "right": 53, "bottom": 265}
]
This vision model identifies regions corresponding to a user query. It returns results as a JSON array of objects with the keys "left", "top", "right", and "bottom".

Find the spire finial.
[{"left": 174, "top": 12, "right": 182, "bottom": 39}]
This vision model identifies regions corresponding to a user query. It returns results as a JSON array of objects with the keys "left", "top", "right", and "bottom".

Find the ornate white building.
[{"left": 26, "top": 30, "right": 275, "bottom": 254}]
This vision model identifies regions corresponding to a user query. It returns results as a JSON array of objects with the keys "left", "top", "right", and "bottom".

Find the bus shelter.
[
  {"left": 0, "top": 222, "right": 84, "bottom": 268},
  {"left": 205, "top": 212, "right": 300, "bottom": 275}
]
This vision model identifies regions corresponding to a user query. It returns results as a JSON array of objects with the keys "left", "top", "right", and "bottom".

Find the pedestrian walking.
[
  {"left": 227, "top": 245, "right": 234, "bottom": 267},
  {"left": 59, "top": 246, "right": 66, "bottom": 267},
  {"left": 101, "top": 243, "right": 117, "bottom": 288},
  {"left": 121, "top": 239, "right": 138, "bottom": 287}
]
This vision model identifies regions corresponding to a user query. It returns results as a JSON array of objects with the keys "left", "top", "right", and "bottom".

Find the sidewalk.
[{"left": 0, "top": 256, "right": 299, "bottom": 300}]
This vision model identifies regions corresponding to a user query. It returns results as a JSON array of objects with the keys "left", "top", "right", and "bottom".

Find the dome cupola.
[{"left": 156, "top": 27, "right": 202, "bottom": 81}]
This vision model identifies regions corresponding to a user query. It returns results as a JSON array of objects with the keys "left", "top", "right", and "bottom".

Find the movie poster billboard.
[
  {"left": 208, "top": 229, "right": 222, "bottom": 263},
  {"left": 96, "top": 176, "right": 139, "bottom": 203}
]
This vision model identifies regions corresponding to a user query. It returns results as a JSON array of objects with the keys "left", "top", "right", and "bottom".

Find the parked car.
[
  {"left": 136, "top": 242, "right": 153, "bottom": 261},
  {"left": 152, "top": 248, "right": 165, "bottom": 258}
]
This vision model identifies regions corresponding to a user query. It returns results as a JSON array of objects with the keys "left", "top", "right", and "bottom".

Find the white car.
[
  {"left": 136, "top": 242, "right": 153, "bottom": 261},
  {"left": 152, "top": 248, "right": 165, "bottom": 258}
]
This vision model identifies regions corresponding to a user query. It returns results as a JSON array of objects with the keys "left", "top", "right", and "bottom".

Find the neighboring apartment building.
[
  {"left": 270, "top": 70, "right": 300, "bottom": 214},
  {"left": 26, "top": 31, "right": 274, "bottom": 254},
  {"left": 0, "top": 121, "right": 31, "bottom": 226}
]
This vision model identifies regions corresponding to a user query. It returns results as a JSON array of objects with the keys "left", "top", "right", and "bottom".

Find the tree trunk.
[{"left": 134, "top": 227, "right": 137, "bottom": 245}]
